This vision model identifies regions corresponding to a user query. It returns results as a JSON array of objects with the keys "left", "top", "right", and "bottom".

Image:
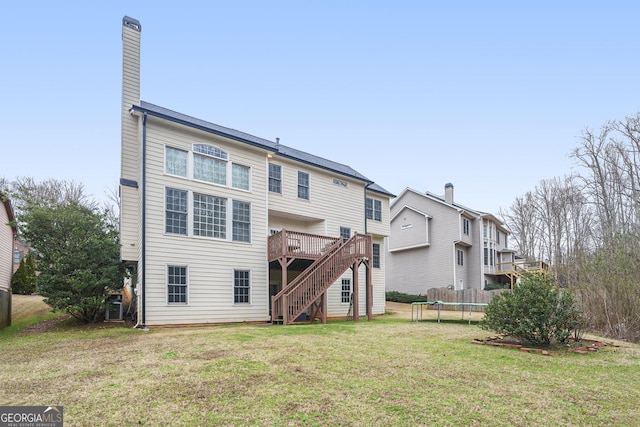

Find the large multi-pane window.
[
  {"left": 166, "top": 144, "right": 251, "bottom": 189},
  {"left": 193, "top": 193, "right": 226, "bottom": 238},
  {"left": 234, "top": 269, "right": 250, "bottom": 304},
  {"left": 166, "top": 188, "right": 250, "bottom": 242},
  {"left": 268, "top": 163, "right": 282, "bottom": 193},
  {"left": 366, "top": 198, "right": 382, "bottom": 222},
  {"left": 297, "top": 171, "right": 309, "bottom": 200},
  {"left": 372, "top": 243, "right": 380, "bottom": 268},
  {"left": 167, "top": 265, "right": 187, "bottom": 304},
  {"left": 165, "top": 147, "right": 188, "bottom": 177},
  {"left": 232, "top": 200, "right": 251, "bottom": 242},
  {"left": 193, "top": 144, "right": 227, "bottom": 185},
  {"left": 166, "top": 188, "right": 188, "bottom": 235},
  {"left": 341, "top": 279, "right": 351, "bottom": 303},
  {"left": 232, "top": 164, "right": 250, "bottom": 190}
]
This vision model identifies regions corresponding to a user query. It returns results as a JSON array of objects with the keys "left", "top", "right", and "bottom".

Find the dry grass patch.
[{"left": 1, "top": 311, "right": 639, "bottom": 426}]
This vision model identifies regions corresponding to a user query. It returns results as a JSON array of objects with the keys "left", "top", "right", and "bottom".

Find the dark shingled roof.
[{"left": 132, "top": 101, "right": 394, "bottom": 197}]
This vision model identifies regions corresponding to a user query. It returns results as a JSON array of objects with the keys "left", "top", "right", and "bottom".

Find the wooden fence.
[{"left": 423, "top": 288, "right": 506, "bottom": 312}]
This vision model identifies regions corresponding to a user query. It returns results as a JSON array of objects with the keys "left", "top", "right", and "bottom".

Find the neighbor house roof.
[
  {"left": 131, "top": 101, "right": 394, "bottom": 197},
  {"left": 1, "top": 193, "right": 17, "bottom": 234}
]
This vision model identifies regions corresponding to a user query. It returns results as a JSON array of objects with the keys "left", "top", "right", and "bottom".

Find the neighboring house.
[
  {"left": 119, "top": 17, "right": 393, "bottom": 326},
  {"left": 13, "top": 236, "right": 30, "bottom": 274},
  {"left": 1, "top": 193, "right": 17, "bottom": 328},
  {"left": 386, "top": 184, "right": 520, "bottom": 295}
]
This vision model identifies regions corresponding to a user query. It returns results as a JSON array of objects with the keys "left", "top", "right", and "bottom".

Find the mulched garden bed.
[{"left": 472, "top": 334, "right": 617, "bottom": 356}]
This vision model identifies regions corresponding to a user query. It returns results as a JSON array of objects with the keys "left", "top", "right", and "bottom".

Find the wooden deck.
[
  {"left": 269, "top": 229, "right": 372, "bottom": 325},
  {"left": 496, "top": 260, "right": 550, "bottom": 287}
]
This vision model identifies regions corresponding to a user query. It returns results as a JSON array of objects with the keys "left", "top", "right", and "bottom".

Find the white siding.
[
  {"left": 120, "top": 21, "right": 141, "bottom": 264},
  {"left": 0, "top": 204, "right": 12, "bottom": 293},
  {"left": 142, "top": 119, "right": 270, "bottom": 325},
  {"left": 269, "top": 157, "right": 367, "bottom": 236}
]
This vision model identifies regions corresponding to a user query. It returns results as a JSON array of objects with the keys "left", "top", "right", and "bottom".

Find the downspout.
[
  {"left": 141, "top": 112, "right": 148, "bottom": 329},
  {"left": 364, "top": 182, "right": 371, "bottom": 320},
  {"left": 364, "top": 183, "right": 370, "bottom": 235}
]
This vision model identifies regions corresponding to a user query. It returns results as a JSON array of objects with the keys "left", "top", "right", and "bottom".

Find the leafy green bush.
[
  {"left": 480, "top": 272, "right": 582, "bottom": 346},
  {"left": 386, "top": 291, "right": 426, "bottom": 304},
  {"left": 11, "top": 253, "right": 37, "bottom": 295}
]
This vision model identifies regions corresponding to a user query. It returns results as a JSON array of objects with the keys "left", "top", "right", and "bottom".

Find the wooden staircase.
[{"left": 271, "top": 233, "right": 371, "bottom": 325}]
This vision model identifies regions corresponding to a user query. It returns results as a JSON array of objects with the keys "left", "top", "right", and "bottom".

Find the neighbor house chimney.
[{"left": 444, "top": 183, "right": 454, "bottom": 205}]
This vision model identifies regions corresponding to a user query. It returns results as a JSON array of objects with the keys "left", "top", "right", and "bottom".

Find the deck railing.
[
  {"left": 272, "top": 233, "right": 372, "bottom": 325},
  {"left": 496, "top": 260, "right": 549, "bottom": 275},
  {"left": 268, "top": 230, "right": 341, "bottom": 262}
]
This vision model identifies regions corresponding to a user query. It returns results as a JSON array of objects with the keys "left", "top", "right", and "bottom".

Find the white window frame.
[
  {"left": 233, "top": 269, "right": 251, "bottom": 304},
  {"left": 297, "top": 170, "right": 310, "bottom": 200},
  {"left": 165, "top": 187, "right": 188, "bottom": 235},
  {"left": 232, "top": 163, "right": 251, "bottom": 191},
  {"left": 167, "top": 265, "right": 188, "bottom": 305},
  {"left": 164, "top": 144, "right": 250, "bottom": 191},
  {"left": 341, "top": 278, "right": 351, "bottom": 304},
  {"left": 372, "top": 243, "right": 381, "bottom": 268},
  {"left": 366, "top": 197, "right": 382, "bottom": 222},
  {"left": 165, "top": 187, "right": 251, "bottom": 243},
  {"left": 268, "top": 162, "right": 282, "bottom": 194},
  {"left": 462, "top": 218, "right": 470, "bottom": 236}
]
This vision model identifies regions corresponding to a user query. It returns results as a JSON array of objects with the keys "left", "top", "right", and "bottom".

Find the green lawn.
[{"left": 1, "top": 298, "right": 639, "bottom": 426}]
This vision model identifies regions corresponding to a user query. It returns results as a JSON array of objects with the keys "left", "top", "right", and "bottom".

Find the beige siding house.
[
  {"left": 119, "top": 17, "right": 393, "bottom": 326},
  {"left": 1, "top": 194, "right": 17, "bottom": 328},
  {"left": 386, "top": 184, "right": 513, "bottom": 295}
]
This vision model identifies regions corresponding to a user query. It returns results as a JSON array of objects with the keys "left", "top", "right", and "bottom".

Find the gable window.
[
  {"left": 457, "top": 249, "right": 464, "bottom": 266},
  {"left": 167, "top": 265, "right": 188, "bottom": 304},
  {"left": 193, "top": 144, "right": 227, "bottom": 185},
  {"left": 232, "top": 200, "right": 251, "bottom": 243},
  {"left": 462, "top": 218, "right": 470, "bottom": 235},
  {"left": 193, "top": 193, "right": 226, "bottom": 239},
  {"left": 297, "top": 171, "right": 309, "bottom": 200},
  {"left": 340, "top": 226, "right": 351, "bottom": 243},
  {"left": 234, "top": 269, "right": 250, "bottom": 304},
  {"left": 268, "top": 163, "right": 282, "bottom": 193},
  {"left": 166, "top": 188, "right": 188, "bottom": 235},
  {"left": 165, "top": 147, "right": 188, "bottom": 177},
  {"left": 366, "top": 198, "right": 382, "bottom": 222},
  {"left": 372, "top": 243, "right": 381, "bottom": 268},
  {"left": 232, "top": 164, "right": 250, "bottom": 190},
  {"left": 341, "top": 279, "right": 351, "bottom": 303}
]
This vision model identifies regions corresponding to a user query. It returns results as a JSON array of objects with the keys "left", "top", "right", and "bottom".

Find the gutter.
[{"left": 141, "top": 112, "right": 148, "bottom": 330}]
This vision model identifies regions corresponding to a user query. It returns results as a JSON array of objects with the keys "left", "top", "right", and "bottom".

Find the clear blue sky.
[{"left": 2, "top": 1, "right": 639, "bottom": 214}]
